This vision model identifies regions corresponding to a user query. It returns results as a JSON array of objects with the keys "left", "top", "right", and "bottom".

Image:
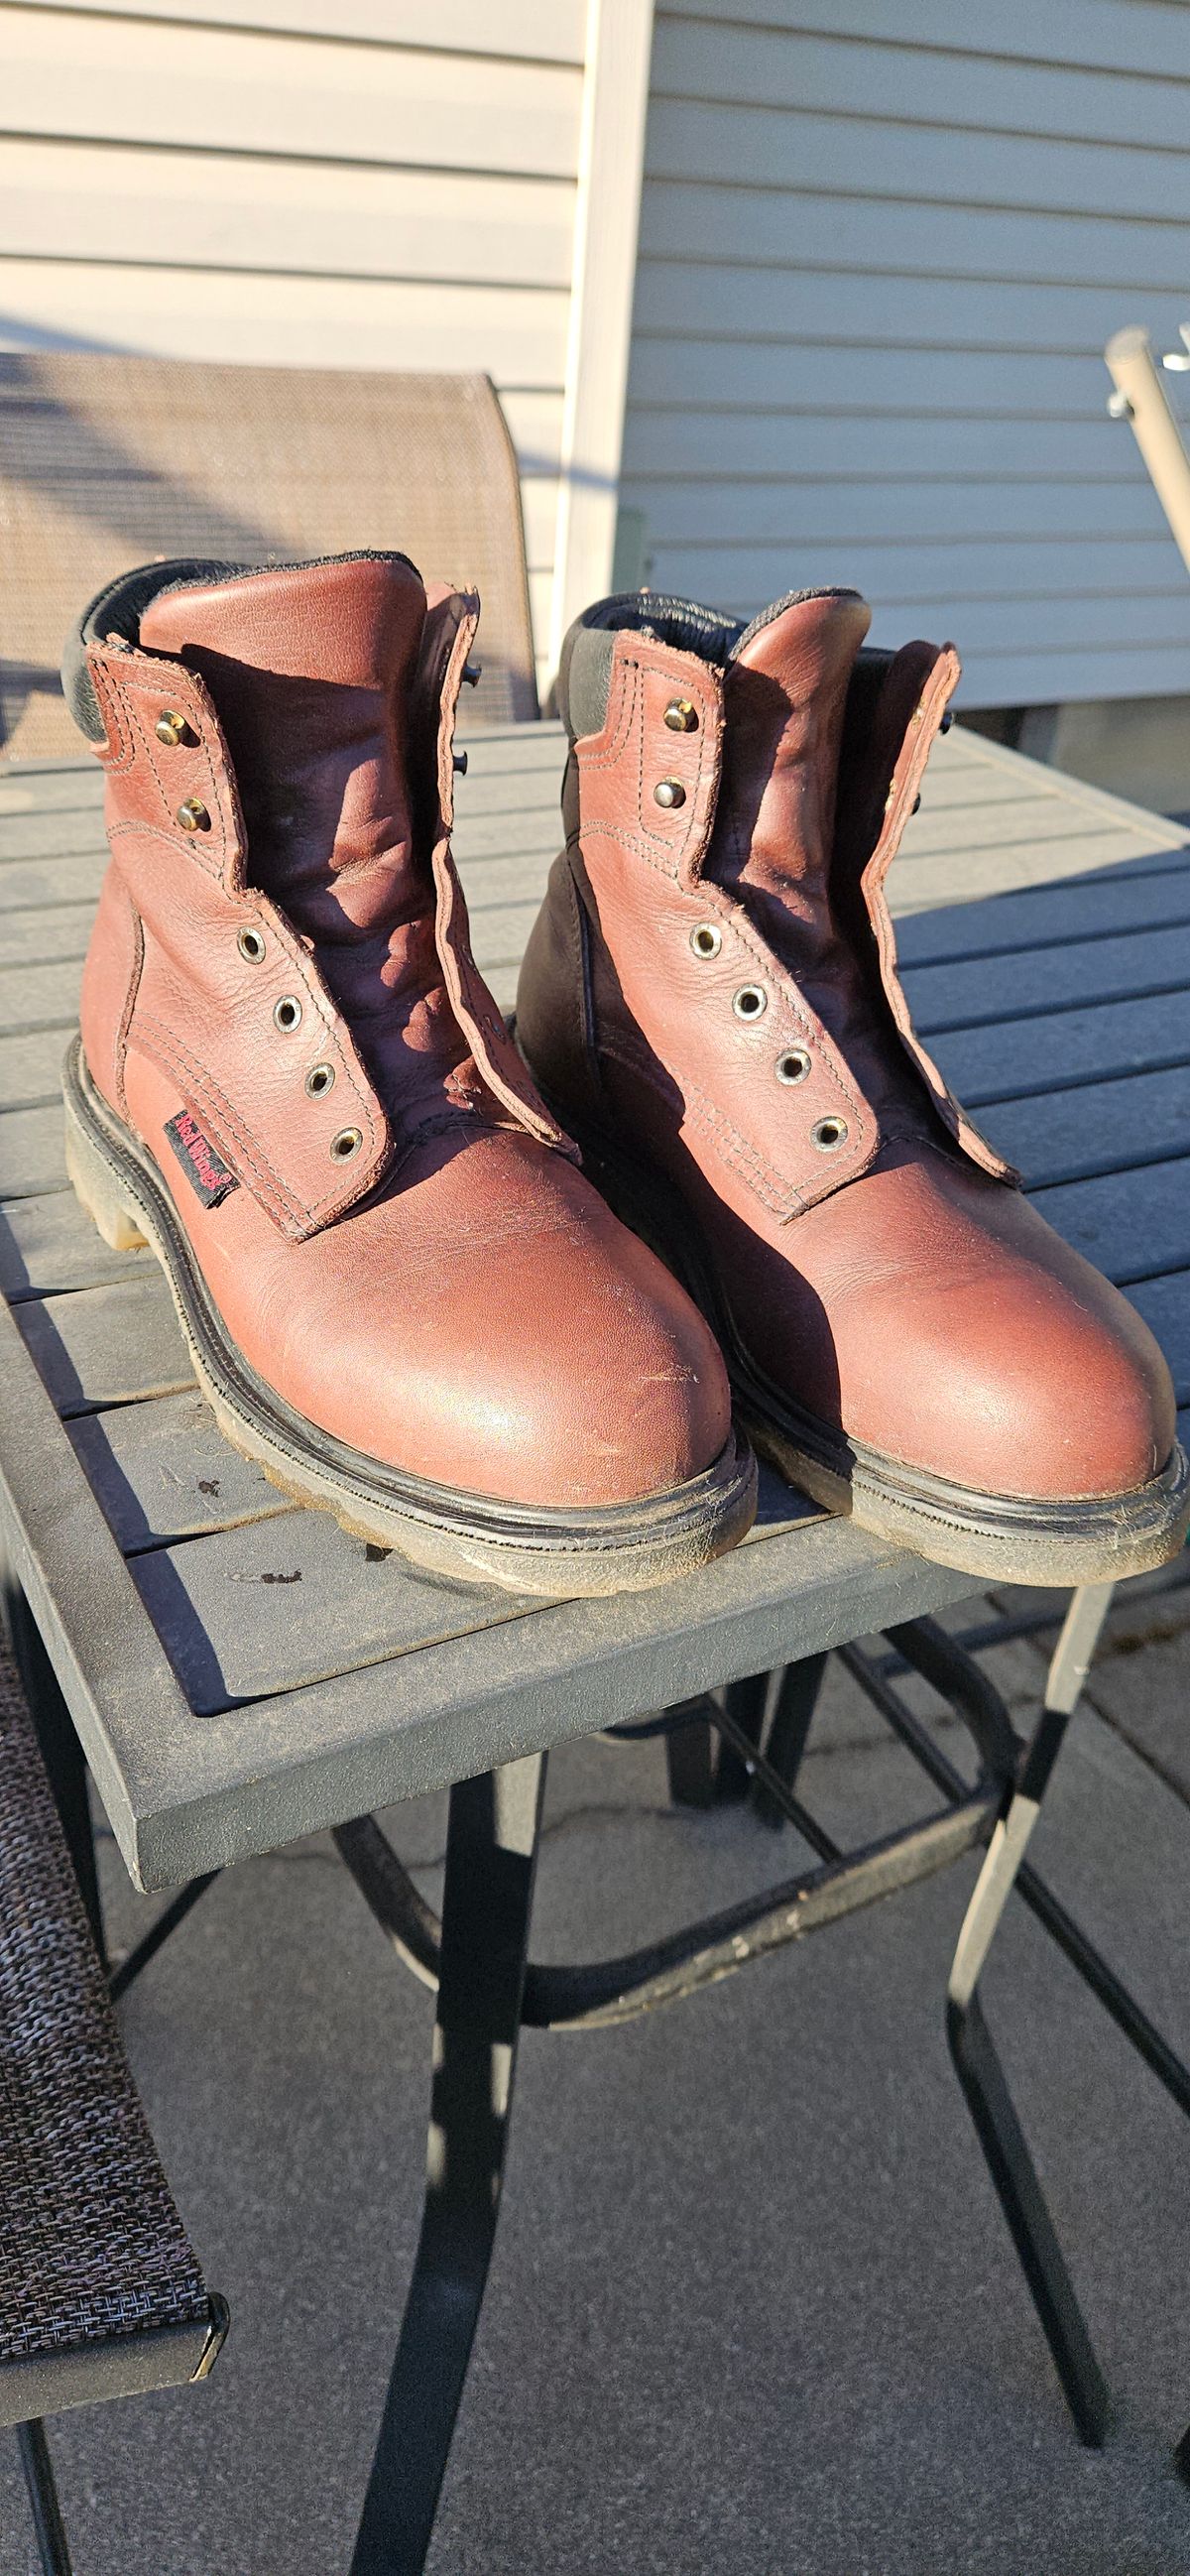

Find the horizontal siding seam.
[
  {"left": 4, "top": 1, "right": 586, "bottom": 75},
  {"left": 0, "top": 128, "right": 579, "bottom": 187},
  {"left": 630, "top": 327, "right": 1162, "bottom": 355},
  {"left": 636, "top": 169, "right": 1190, "bottom": 234},
  {"left": 621, "top": 475, "right": 1152, "bottom": 490},
  {"left": 653, "top": 4, "right": 1190, "bottom": 90},
  {"left": 0, "top": 248, "right": 572, "bottom": 296},
  {"left": 624, "top": 402, "right": 1138, "bottom": 421},
  {"left": 647, "top": 89, "right": 1190, "bottom": 162},
  {"left": 637, "top": 247, "right": 1190, "bottom": 292}
]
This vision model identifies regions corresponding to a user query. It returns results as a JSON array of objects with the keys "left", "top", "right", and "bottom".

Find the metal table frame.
[{"left": 19, "top": 1558, "right": 1190, "bottom": 2575}]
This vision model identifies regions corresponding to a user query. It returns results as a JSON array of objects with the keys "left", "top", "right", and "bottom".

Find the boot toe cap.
[
  {"left": 274, "top": 1133, "right": 734, "bottom": 1512},
  {"left": 827, "top": 1172, "right": 1178, "bottom": 1506}
]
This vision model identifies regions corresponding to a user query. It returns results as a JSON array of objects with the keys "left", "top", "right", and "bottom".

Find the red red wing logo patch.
[{"left": 164, "top": 1111, "right": 240, "bottom": 1210}]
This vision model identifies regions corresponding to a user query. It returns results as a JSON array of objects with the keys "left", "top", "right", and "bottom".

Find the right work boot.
[
  {"left": 61, "top": 553, "right": 755, "bottom": 1595},
  {"left": 517, "top": 584, "right": 1186, "bottom": 1588}
]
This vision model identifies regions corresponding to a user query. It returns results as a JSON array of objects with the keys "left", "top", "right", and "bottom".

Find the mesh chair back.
[{"left": 0, "top": 354, "right": 538, "bottom": 760}]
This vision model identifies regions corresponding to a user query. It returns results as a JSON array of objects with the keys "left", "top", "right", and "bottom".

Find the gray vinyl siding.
[
  {"left": 622, "top": 0, "right": 1190, "bottom": 709},
  {"left": 0, "top": 0, "right": 584, "bottom": 688}
]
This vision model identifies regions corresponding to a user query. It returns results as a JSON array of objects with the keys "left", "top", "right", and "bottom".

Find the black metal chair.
[{"left": 0, "top": 1603, "right": 226, "bottom": 2574}]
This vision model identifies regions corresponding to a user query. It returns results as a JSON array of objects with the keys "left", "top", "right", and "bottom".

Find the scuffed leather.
[
  {"left": 520, "top": 586, "right": 1178, "bottom": 1504},
  {"left": 568, "top": 634, "right": 880, "bottom": 1218},
  {"left": 836, "top": 639, "right": 1014, "bottom": 1181},
  {"left": 119, "top": 1042, "right": 730, "bottom": 1505},
  {"left": 77, "top": 552, "right": 732, "bottom": 1507},
  {"left": 420, "top": 583, "right": 574, "bottom": 1153},
  {"left": 79, "top": 862, "right": 141, "bottom": 1124},
  {"left": 85, "top": 643, "right": 392, "bottom": 1238}
]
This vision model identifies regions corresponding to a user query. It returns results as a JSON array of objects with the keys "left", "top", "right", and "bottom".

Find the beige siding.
[
  {"left": 621, "top": 0, "right": 1190, "bottom": 708},
  {"left": 0, "top": 0, "right": 584, "bottom": 688}
]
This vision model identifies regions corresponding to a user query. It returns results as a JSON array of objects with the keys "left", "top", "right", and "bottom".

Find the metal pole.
[{"left": 1105, "top": 325, "right": 1190, "bottom": 576}]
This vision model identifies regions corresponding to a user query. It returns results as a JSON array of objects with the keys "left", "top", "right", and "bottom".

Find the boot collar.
[
  {"left": 564, "top": 592, "right": 1014, "bottom": 1196},
  {"left": 73, "top": 557, "right": 573, "bottom": 1240}
]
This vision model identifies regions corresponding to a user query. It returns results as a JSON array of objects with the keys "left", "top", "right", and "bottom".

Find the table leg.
[
  {"left": 946, "top": 1584, "right": 1114, "bottom": 2444},
  {"left": 663, "top": 1698, "right": 718, "bottom": 1808},
  {"left": 753, "top": 1653, "right": 827, "bottom": 1827},
  {"left": 714, "top": 1670, "right": 770, "bottom": 1801},
  {"left": 349, "top": 1753, "right": 546, "bottom": 2576}
]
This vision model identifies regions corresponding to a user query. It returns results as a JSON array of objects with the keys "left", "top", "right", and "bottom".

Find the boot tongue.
[
  {"left": 140, "top": 554, "right": 470, "bottom": 1116},
  {"left": 713, "top": 589, "right": 871, "bottom": 949},
  {"left": 139, "top": 554, "right": 427, "bottom": 944},
  {"left": 711, "top": 586, "right": 931, "bottom": 1132}
]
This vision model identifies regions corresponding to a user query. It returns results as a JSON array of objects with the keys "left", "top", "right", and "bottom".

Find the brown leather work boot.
[
  {"left": 517, "top": 585, "right": 1189, "bottom": 1584},
  {"left": 61, "top": 554, "right": 755, "bottom": 1594}
]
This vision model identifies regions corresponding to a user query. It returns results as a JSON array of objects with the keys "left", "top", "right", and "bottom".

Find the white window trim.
[{"left": 548, "top": 0, "right": 656, "bottom": 682}]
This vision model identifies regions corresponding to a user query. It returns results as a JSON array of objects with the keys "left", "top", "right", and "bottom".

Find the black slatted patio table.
[{"left": 1, "top": 720, "right": 1188, "bottom": 2572}]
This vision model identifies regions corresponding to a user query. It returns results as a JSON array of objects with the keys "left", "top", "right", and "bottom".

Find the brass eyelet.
[
  {"left": 732, "top": 984, "right": 768, "bottom": 1022},
  {"left": 155, "top": 709, "right": 188, "bottom": 748},
  {"left": 237, "top": 926, "right": 266, "bottom": 964},
  {"left": 775, "top": 1047, "right": 811, "bottom": 1086},
  {"left": 663, "top": 698, "right": 698, "bottom": 733},
  {"left": 273, "top": 995, "right": 302, "bottom": 1034},
  {"left": 689, "top": 922, "right": 722, "bottom": 960},
  {"left": 305, "top": 1062, "right": 335, "bottom": 1098},
  {"left": 330, "top": 1127, "right": 363, "bottom": 1162},
  {"left": 812, "top": 1115, "right": 849, "bottom": 1152},
  {"left": 654, "top": 778, "right": 686, "bottom": 810},
  {"left": 176, "top": 797, "right": 209, "bottom": 833}
]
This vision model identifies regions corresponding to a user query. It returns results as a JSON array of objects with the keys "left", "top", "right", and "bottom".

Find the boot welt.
[
  {"left": 536, "top": 1084, "right": 1190, "bottom": 1590},
  {"left": 61, "top": 1040, "right": 757, "bottom": 1600}
]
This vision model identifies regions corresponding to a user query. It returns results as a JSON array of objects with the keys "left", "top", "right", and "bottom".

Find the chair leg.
[
  {"left": 349, "top": 1753, "right": 546, "bottom": 2576},
  {"left": 946, "top": 1584, "right": 1114, "bottom": 2446},
  {"left": 18, "top": 2422, "right": 74, "bottom": 2576}
]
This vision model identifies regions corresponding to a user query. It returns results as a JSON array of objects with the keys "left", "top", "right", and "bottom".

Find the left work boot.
[
  {"left": 517, "top": 583, "right": 1189, "bottom": 1586},
  {"left": 60, "top": 554, "right": 754, "bottom": 1595}
]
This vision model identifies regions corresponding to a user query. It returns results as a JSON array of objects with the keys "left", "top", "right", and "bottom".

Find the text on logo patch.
[{"left": 164, "top": 1110, "right": 239, "bottom": 1209}]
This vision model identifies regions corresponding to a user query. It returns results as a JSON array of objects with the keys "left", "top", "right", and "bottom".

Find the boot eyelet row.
[
  {"left": 775, "top": 1047, "right": 811, "bottom": 1085},
  {"left": 237, "top": 926, "right": 266, "bottom": 964},
  {"left": 330, "top": 1127, "right": 363, "bottom": 1162},
  {"left": 732, "top": 984, "right": 768, "bottom": 1022},
  {"left": 812, "top": 1116, "right": 848, "bottom": 1152},
  {"left": 305, "top": 1062, "right": 335, "bottom": 1098},
  {"left": 273, "top": 995, "right": 302, "bottom": 1034},
  {"left": 689, "top": 923, "right": 722, "bottom": 959}
]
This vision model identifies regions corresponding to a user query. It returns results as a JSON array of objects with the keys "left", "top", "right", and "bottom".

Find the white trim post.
[{"left": 548, "top": 0, "right": 656, "bottom": 685}]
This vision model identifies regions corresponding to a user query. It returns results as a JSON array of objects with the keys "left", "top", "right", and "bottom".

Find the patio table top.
[{"left": 0, "top": 719, "right": 1186, "bottom": 1891}]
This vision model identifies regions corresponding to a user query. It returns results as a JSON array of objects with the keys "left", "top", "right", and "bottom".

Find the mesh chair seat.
[
  {"left": 0, "top": 1635, "right": 218, "bottom": 2429},
  {"left": 0, "top": 354, "right": 538, "bottom": 759}
]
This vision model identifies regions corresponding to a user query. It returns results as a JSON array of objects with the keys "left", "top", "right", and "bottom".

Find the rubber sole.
[
  {"left": 62, "top": 1041, "right": 757, "bottom": 1598},
  {"left": 535, "top": 1087, "right": 1190, "bottom": 1589}
]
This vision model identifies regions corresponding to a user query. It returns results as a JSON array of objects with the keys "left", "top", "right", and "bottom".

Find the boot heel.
[{"left": 63, "top": 1096, "right": 147, "bottom": 1253}]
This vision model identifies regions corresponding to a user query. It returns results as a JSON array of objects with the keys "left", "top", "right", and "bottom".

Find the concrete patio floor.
[{"left": 4, "top": 1581, "right": 1190, "bottom": 2575}]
